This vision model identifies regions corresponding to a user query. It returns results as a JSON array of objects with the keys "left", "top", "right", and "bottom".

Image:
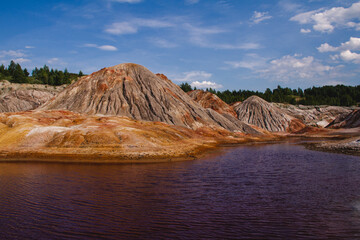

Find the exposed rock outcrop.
[
  {"left": 274, "top": 103, "right": 355, "bottom": 127},
  {"left": 234, "top": 96, "right": 305, "bottom": 132},
  {"left": 40, "top": 63, "right": 257, "bottom": 133},
  {"left": 230, "top": 101, "right": 242, "bottom": 110},
  {"left": 0, "top": 80, "right": 65, "bottom": 112},
  {"left": 326, "top": 110, "right": 360, "bottom": 129},
  {"left": 188, "top": 90, "right": 237, "bottom": 118}
]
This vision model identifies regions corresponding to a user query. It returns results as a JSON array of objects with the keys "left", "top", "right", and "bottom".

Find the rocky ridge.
[
  {"left": 0, "top": 80, "right": 65, "bottom": 112},
  {"left": 233, "top": 95, "right": 305, "bottom": 132},
  {"left": 274, "top": 103, "right": 355, "bottom": 127},
  {"left": 326, "top": 109, "right": 360, "bottom": 129}
]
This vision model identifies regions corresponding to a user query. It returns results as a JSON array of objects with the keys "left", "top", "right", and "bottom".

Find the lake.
[{"left": 1, "top": 143, "right": 360, "bottom": 239}]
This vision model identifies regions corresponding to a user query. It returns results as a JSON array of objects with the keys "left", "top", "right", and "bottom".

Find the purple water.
[{"left": 1, "top": 143, "right": 360, "bottom": 239}]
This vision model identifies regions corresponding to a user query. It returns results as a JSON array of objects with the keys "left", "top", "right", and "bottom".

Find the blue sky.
[{"left": 1, "top": 0, "right": 359, "bottom": 91}]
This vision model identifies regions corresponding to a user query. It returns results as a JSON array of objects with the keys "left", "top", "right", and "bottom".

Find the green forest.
[
  {"left": 0, "top": 61, "right": 83, "bottom": 86},
  {"left": 180, "top": 82, "right": 360, "bottom": 107}
]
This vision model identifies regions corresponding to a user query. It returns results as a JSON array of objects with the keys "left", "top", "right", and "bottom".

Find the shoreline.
[
  {"left": 1, "top": 135, "right": 359, "bottom": 164},
  {"left": 303, "top": 137, "right": 360, "bottom": 157}
]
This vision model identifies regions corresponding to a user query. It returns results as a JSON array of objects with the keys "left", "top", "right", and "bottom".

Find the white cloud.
[
  {"left": 105, "top": 22, "right": 137, "bottom": 35},
  {"left": 0, "top": 50, "right": 26, "bottom": 58},
  {"left": 291, "top": 2, "right": 360, "bottom": 33},
  {"left": 259, "top": 55, "right": 333, "bottom": 82},
  {"left": 105, "top": 18, "right": 173, "bottom": 35},
  {"left": 317, "top": 43, "right": 337, "bottom": 52},
  {"left": 84, "top": 44, "right": 118, "bottom": 51},
  {"left": 0, "top": 50, "right": 30, "bottom": 64},
  {"left": 25, "top": 46, "right": 35, "bottom": 49},
  {"left": 174, "top": 70, "right": 223, "bottom": 89},
  {"left": 47, "top": 58, "right": 59, "bottom": 64},
  {"left": 98, "top": 45, "right": 118, "bottom": 51},
  {"left": 225, "top": 54, "right": 268, "bottom": 70},
  {"left": 12, "top": 58, "right": 30, "bottom": 63},
  {"left": 318, "top": 37, "right": 360, "bottom": 64},
  {"left": 47, "top": 58, "right": 67, "bottom": 66},
  {"left": 185, "top": 0, "right": 199, "bottom": 4},
  {"left": 110, "top": 0, "right": 142, "bottom": 3},
  {"left": 251, "top": 11, "right": 272, "bottom": 24},
  {"left": 191, "top": 81, "right": 223, "bottom": 89},
  {"left": 175, "top": 71, "right": 212, "bottom": 82},
  {"left": 318, "top": 37, "right": 360, "bottom": 52},
  {"left": 300, "top": 28, "right": 311, "bottom": 33},
  {"left": 340, "top": 50, "right": 360, "bottom": 63}
]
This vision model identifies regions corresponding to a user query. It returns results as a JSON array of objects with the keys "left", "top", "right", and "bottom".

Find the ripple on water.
[{"left": 0, "top": 143, "right": 360, "bottom": 239}]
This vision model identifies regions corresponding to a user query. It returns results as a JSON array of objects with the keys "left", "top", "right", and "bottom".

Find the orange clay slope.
[{"left": 0, "top": 110, "right": 277, "bottom": 163}]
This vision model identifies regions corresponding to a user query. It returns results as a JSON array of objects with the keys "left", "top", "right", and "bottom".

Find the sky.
[{"left": 0, "top": 0, "right": 359, "bottom": 91}]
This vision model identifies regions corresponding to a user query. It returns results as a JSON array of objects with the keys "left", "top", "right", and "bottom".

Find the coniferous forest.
[
  {"left": 0, "top": 61, "right": 82, "bottom": 86},
  {"left": 180, "top": 82, "right": 360, "bottom": 107}
]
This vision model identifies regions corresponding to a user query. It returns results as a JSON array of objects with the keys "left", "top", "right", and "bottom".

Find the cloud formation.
[
  {"left": 318, "top": 37, "right": 360, "bottom": 64},
  {"left": 291, "top": 2, "right": 360, "bottom": 33},
  {"left": 318, "top": 37, "right": 360, "bottom": 52},
  {"left": 259, "top": 55, "right": 333, "bottom": 82},
  {"left": 0, "top": 50, "right": 26, "bottom": 58},
  {"left": 174, "top": 70, "right": 222, "bottom": 89},
  {"left": 300, "top": 28, "right": 311, "bottom": 34},
  {"left": 191, "top": 81, "right": 223, "bottom": 89},
  {"left": 225, "top": 54, "right": 268, "bottom": 70},
  {"left": 84, "top": 44, "right": 118, "bottom": 51},
  {"left": 105, "top": 19, "right": 173, "bottom": 35},
  {"left": 251, "top": 11, "right": 272, "bottom": 24},
  {"left": 175, "top": 71, "right": 212, "bottom": 82},
  {"left": 0, "top": 50, "right": 30, "bottom": 64},
  {"left": 339, "top": 50, "right": 360, "bottom": 63}
]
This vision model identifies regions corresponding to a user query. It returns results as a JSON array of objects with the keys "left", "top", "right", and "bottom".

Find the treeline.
[
  {"left": 179, "top": 82, "right": 360, "bottom": 107},
  {"left": 0, "top": 61, "right": 83, "bottom": 86}
]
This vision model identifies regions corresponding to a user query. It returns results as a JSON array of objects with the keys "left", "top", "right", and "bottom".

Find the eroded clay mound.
[
  {"left": 188, "top": 90, "right": 261, "bottom": 134},
  {"left": 188, "top": 90, "right": 237, "bottom": 118},
  {"left": 0, "top": 80, "right": 65, "bottom": 112},
  {"left": 41, "top": 63, "right": 257, "bottom": 133},
  {"left": 0, "top": 110, "right": 219, "bottom": 162},
  {"left": 234, "top": 95, "right": 305, "bottom": 132},
  {"left": 326, "top": 109, "right": 360, "bottom": 129}
]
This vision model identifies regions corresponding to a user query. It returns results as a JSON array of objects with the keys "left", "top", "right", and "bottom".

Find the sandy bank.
[{"left": 0, "top": 110, "right": 279, "bottom": 163}]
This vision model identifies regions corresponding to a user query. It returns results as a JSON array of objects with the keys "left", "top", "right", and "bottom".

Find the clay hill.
[
  {"left": 187, "top": 89, "right": 263, "bottom": 134},
  {"left": 326, "top": 109, "right": 360, "bottom": 129},
  {"left": 0, "top": 80, "right": 65, "bottom": 112},
  {"left": 188, "top": 90, "right": 237, "bottom": 118},
  {"left": 40, "top": 63, "right": 259, "bottom": 134},
  {"left": 233, "top": 95, "right": 305, "bottom": 132}
]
